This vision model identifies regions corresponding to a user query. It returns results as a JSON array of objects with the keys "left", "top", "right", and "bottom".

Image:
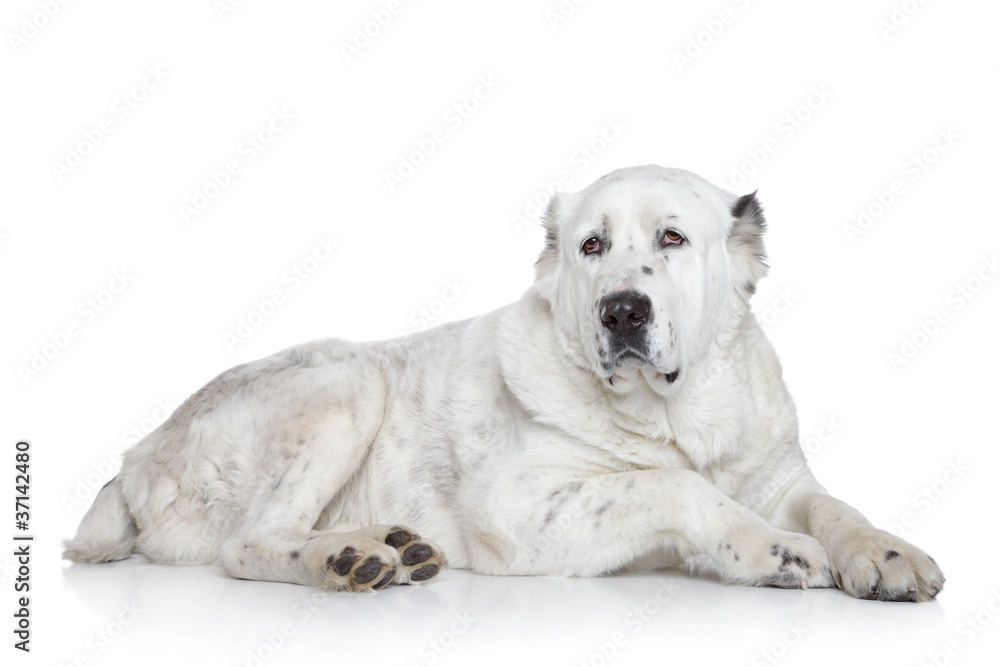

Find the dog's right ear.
[
  {"left": 727, "top": 191, "right": 769, "bottom": 297},
  {"left": 533, "top": 194, "right": 562, "bottom": 302}
]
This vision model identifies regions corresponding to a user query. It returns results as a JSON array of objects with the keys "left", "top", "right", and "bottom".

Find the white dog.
[{"left": 65, "top": 165, "right": 943, "bottom": 601}]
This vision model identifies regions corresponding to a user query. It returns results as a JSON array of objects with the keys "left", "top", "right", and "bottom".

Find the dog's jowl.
[{"left": 64, "top": 165, "right": 943, "bottom": 601}]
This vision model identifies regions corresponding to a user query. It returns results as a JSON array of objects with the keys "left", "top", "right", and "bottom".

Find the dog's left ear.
[
  {"left": 533, "top": 195, "right": 562, "bottom": 302},
  {"left": 727, "top": 191, "right": 769, "bottom": 296}
]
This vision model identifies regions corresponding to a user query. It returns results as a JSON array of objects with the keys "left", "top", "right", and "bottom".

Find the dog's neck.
[{"left": 498, "top": 290, "right": 770, "bottom": 470}]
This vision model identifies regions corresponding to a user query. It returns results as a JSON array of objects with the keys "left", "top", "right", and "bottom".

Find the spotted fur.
[{"left": 64, "top": 165, "right": 943, "bottom": 601}]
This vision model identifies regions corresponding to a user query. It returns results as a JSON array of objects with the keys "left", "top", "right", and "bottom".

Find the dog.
[{"left": 64, "top": 165, "right": 944, "bottom": 601}]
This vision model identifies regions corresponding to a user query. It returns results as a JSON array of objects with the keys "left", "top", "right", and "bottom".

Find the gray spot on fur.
[
  {"left": 543, "top": 201, "right": 560, "bottom": 250},
  {"left": 770, "top": 544, "right": 809, "bottom": 570},
  {"left": 536, "top": 196, "right": 561, "bottom": 273},
  {"left": 758, "top": 571, "right": 800, "bottom": 588},
  {"left": 270, "top": 473, "right": 286, "bottom": 492},
  {"left": 542, "top": 482, "right": 586, "bottom": 529},
  {"left": 594, "top": 500, "right": 614, "bottom": 516}
]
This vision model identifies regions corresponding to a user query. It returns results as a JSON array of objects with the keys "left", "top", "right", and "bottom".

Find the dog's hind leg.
[
  {"left": 218, "top": 372, "right": 446, "bottom": 591},
  {"left": 223, "top": 520, "right": 447, "bottom": 592}
]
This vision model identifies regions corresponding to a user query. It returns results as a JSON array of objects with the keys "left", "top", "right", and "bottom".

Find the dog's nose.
[{"left": 600, "top": 291, "right": 651, "bottom": 335}]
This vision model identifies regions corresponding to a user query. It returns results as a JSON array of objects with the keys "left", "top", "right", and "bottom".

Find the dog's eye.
[
  {"left": 582, "top": 237, "right": 602, "bottom": 255},
  {"left": 662, "top": 230, "right": 684, "bottom": 246}
]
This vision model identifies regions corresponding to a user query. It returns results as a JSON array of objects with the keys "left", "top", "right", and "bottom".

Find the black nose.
[{"left": 600, "top": 291, "right": 652, "bottom": 335}]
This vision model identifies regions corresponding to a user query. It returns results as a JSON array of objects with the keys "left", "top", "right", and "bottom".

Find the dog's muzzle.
[{"left": 599, "top": 290, "right": 652, "bottom": 364}]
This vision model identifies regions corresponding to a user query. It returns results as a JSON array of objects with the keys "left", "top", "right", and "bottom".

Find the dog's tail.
[{"left": 62, "top": 475, "right": 137, "bottom": 563}]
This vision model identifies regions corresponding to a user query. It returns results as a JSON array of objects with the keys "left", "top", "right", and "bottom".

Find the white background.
[{"left": 2, "top": 0, "right": 999, "bottom": 665}]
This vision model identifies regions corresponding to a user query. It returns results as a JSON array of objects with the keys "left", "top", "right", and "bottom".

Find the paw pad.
[
  {"left": 352, "top": 555, "right": 386, "bottom": 585},
  {"left": 410, "top": 564, "right": 439, "bottom": 582},
  {"left": 328, "top": 547, "right": 360, "bottom": 576},
  {"left": 402, "top": 543, "right": 433, "bottom": 566},
  {"left": 385, "top": 529, "right": 417, "bottom": 549}
]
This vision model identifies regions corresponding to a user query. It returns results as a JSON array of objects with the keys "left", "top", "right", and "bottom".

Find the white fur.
[{"left": 64, "top": 165, "right": 943, "bottom": 600}]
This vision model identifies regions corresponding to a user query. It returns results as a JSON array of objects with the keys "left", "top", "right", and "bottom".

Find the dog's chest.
[{"left": 602, "top": 418, "right": 693, "bottom": 471}]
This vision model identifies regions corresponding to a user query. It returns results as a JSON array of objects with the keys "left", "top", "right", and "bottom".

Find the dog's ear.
[
  {"left": 533, "top": 195, "right": 561, "bottom": 299},
  {"left": 727, "top": 191, "right": 769, "bottom": 296}
]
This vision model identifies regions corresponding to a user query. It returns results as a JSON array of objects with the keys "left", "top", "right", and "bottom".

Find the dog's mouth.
[
  {"left": 603, "top": 347, "right": 650, "bottom": 368},
  {"left": 606, "top": 365, "right": 680, "bottom": 387},
  {"left": 600, "top": 345, "right": 657, "bottom": 376},
  {"left": 601, "top": 347, "right": 680, "bottom": 386}
]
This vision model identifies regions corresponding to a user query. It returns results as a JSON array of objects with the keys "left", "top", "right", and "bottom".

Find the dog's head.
[{"left": 533, "top": 165, "right": 767, "bottom": 394}]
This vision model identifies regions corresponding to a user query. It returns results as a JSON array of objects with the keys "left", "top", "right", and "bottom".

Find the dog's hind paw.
[{"left": 351, "top": 524, "right": 448, "bottom": 586}]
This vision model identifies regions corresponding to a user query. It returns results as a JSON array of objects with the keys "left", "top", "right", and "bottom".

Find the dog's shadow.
[{"left": 61, "top": 554, "right": 945, "bottom": 654}]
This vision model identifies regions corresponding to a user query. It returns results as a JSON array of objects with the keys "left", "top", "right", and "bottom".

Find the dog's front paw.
[
  {"left": 828, "top": 529, "right": 944, "bottom": 602},
  {"left": 718, "top": 530, "right": 835, "bottom": 590}
]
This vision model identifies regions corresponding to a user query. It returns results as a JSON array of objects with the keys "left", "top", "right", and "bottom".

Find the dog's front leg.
[
  {"left": 766, "top": 475, "right": 945, "bottom": 601},
  {"left": 485, "top": 468, "right": 834, "bottom": 589}
]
